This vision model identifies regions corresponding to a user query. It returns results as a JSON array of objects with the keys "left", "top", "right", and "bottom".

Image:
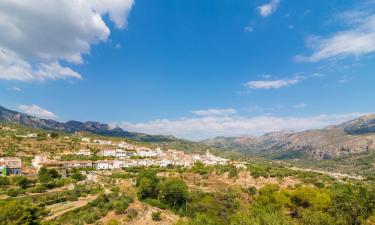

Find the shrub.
[
  {"left": 70, "top": 171, "right": 86, "bottom": 181},
  {"left": 152, "top": 211, "right": 161, "bottom": 221},
  {"left": 0, "top": 176, "right": 10, "bottom": 186},
  {"left": 145, "top": 199, "right": 167, "bottom": 209},
  {"left": 158, "top": 178, "right": 189, "bottom": 209},
  {"left": 30, "top": 184, "right": 47, "bottom": 193},
  {"left": 7, "top": 188, "right": 25, "bottom": 197},
  {"left": 0, "top": 199, "right": 44, "bottom": 225},
  {"left": 107, "top": 219, "right": 119, "bottom": 225},
  {"left": 11, "top": 176, "right": 30, "bottom": 189},
  {"left": 126, "top": 208, "right": 138, "bottom": 221},
  {"left": 136, "top": 169, "right": 159, "bottom": 200}
]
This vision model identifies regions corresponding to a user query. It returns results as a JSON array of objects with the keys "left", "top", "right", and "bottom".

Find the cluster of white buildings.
[
  {"left": 28, "top": 137, "right": 228, "bottom": 173},
  {"left": 16, "top": 133, "right": 38, "bottom": 138},
  {"left": 34, "top": 146, "right": 227, "bottom": 172}
]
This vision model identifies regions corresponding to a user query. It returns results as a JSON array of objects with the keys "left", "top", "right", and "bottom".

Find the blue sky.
[{"left": 1, "top": 0, "right": 375, "bottom": 140}]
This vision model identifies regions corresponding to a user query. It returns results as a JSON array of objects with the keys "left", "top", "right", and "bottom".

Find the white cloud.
[
  {"left": 257, "top": 0, "right": 280, "bottom": 17},
  {"left": 9, "top": 86, "right": 22, "bottom": 92},
  {"left": 0, "top": 0, "right": 134, "bottom": 81},
  {"left": 116, "top": 112, "right": 367, "bottom": 140},
  {"left": 295, "top": 11, "right": 375, "bottom": 62},
  {"left": 244, "top": 25, "right": 253, "bottom": 33},
  {"left": 191, "top": 108, "right": 237, "bottom": 117},
  {"left": 246, "top": 104, "right": 283, "bottom": 113},
  {"left": 293, "top": 103, "right": 307, "bottom": 109},
  {"left": 18, "top": 104, "right": 57, "bottom": 119},
  {"left": 245, "top": 77, "right": 302, "bottom": 89},
  {"left": 338, "top": 76, "right": 353, "bottom": 84}
]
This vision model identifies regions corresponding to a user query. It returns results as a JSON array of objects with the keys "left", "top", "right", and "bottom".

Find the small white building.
[
  {"left": 100, "top": 149, "right": 116, "bottom": 157},
  {"left": 95, "top": 160, "right": 117, "bottom": 170},
  {"left": 160, "top": 159, "right": 172, "bottom": 167},
  {"left": 94, "top": 139, "right": 112, "bottom": 145},
  {"left": 115, "top": 149, "right": 127, "bottom": 158},
  {"left": 81, "top": 137, "right": 91, "bottom": 143},
  {"left": 65, "top": 161, "right": 92, "bottom": 169},
  {"left": 75, "top": 149, "right": 92, "bottom": 156}
]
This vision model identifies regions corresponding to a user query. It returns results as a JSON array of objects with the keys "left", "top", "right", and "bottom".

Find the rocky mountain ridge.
[
  {"left": 202, "top": 115, "right": 375, "bottom": 159},
  {"left": 0, "top": 105, "right": 177, "bottom": 142}
]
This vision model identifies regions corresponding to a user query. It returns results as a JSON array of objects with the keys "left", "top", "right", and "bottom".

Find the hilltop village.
[{"left": 0, "top": 126, "right": 229, "bottom": 177}]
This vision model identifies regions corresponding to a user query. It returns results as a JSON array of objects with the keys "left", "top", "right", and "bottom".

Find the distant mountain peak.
[{"left": 0, "top": 105, "right": 176, "bottom": 142}]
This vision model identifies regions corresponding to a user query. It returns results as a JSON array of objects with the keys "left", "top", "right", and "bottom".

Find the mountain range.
[
  {"left": 2, "top": 105, "right": 375, "bottom": 159},
  {"left": 202, "top": 115, "right": 375, "bottom": 159},
  {"left": 0, "top": 105, "right": 177, "bottom": 142}
]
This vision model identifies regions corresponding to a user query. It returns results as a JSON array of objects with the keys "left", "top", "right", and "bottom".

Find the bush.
[
  {"left": 0, "top": 199, "right": 44, "bottom": 225},
  {"left": 70, "top": 171, "right": 86, "bottom": 181},
  {"left": 7, "top": 188, "right": 25, "bottom": 197},
  {"left": 191, "top": 161, "right": 209, "bottom": 175},
  {"left": 158, "top": 178, "right": 189, "bottom": 210},
  {"left": 30, "top": 184, "right": 47, "bottom": 193},
  {"left": 107, "top": 219, "right": 119, "bottom": 225},
  {"left": 145, "top": 199, "right": 167, "bottom": 209},
  {"left": 126, "top": 208, "right": 138, "bottom": 221},
  {"left": 151, "top": 211, "right": 161, "bottom": 221},
  {"left": 136, "top": 169, "right": 159, "bottom": 200},
  {"left": 0, "top": 176, "right": 10, "bottom": 186},
  {"left": 113, "top": 195, "right": 133, "bottom": 215},
  {"left": 38, "top": 167, "right": 61, "bottom": 183},
  {"left": 11, "top": 176, "right": 30, "bottom": 189}
]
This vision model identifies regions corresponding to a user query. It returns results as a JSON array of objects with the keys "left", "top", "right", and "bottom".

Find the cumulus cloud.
[
  {"left": 18, "top": 104, "right": 57, "bottom": 119},
  {"left": 245, "top": 77, "right": 302, "bottom": 89},
  {"left": 295, "top": 9, "right": 375, "bottom": 62},
  {"left": 192, "top": 108, "right": 237, "bottom": 117},
  {"left": 115, "top": 112, "right": 367, "bottom": 140},
  {"left": 257, "top": 0, "right": 280, "bottom": 17},
  {"left": 0, "top": 0, "right": 134, "bottom": 81}
]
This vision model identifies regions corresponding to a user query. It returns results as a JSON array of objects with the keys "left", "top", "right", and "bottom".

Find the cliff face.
[{"left": 202, "top": 115, "right": 375, "bottom": 159}]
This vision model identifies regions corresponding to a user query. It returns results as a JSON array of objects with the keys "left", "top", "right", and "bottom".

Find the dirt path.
[{"left": 44, "top": 194, "right": 98, "bottom": 221}]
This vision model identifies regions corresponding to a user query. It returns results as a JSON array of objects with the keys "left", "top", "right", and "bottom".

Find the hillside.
[
  {"left": 0, "top": 105, "right": 177, "bottom": 142},
  {"left": 202, "top": 115, "right": 375, "bottom": 159}
]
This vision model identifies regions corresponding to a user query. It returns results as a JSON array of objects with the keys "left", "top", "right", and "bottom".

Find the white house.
[
  {"left": 94, "top": 140, "right": 112, "bottom": 145},
  {"left": 75, "top": 149, "right": 92, "bottom": 156},
  {"left": 115, "top": 149, "right": 127, "bottom": 158},
  {"left": 81, "top": 137, "right": 91, "bottom": 143},
  {"left": 65, "top": 161, "right": 92, "bottom": 169},
  {"left": 160, "top": 159, "right": 172, "bottom": 167},
  {"left": 95, "top": 160, "right": 117, "bottom": 170},
  {"left": 100, "top": 149, "right": 116, "bottom": 157}
]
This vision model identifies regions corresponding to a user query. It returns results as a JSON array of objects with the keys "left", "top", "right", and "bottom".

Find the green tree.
[
  {"left": 298, "top": 209, "right": 335, "bottom": 225},
  {"left": 159, "top": 178, "right": 189, "bottom": 209},
  {"left": 70, "top": 171, "right": 86, "bottom": 181},
  {"left": 136, "top": 169, "right": 159, "bottom": 200},
  {"left": 329, "top": 184, "right": 375, "bottom": 225},
  {"left": 38, "top": 167, "right": 60, "bottom": 183},
  {"left": 12, "top": 176, "right": 30, "bottom": 189},
  {"left": 0, "top": 200, "right": 44, "bottom": 225}
]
